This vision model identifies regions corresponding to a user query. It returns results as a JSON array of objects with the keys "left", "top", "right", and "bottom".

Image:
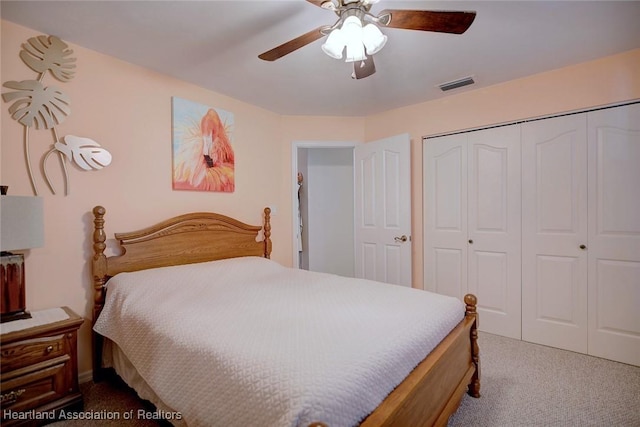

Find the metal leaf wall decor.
[
  {"left": 53, "top": 135, "right": 112, "bottom": 171},
  {"left": 2, "top": 35, "right": 112, "bottom": 196}
]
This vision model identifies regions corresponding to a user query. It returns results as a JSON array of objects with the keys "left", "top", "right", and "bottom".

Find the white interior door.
[
  {"left": 522, "top": 113, "right": 589, "bottom": 353},
  {"left": 587, "top": 103, "right": 640, "bottom": 366},
  {"left": 354, "top": 134, "right": 411, "bottom": 286},
  {"left": 424, "top": 133, "right": 468, "bottom": 298},
  {"left": 467, "top": 125, "right": 522, "bottom": 339}
]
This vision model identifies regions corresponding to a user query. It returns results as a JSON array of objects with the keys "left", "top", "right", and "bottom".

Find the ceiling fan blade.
[
  {"left": 378, "top": 10, "right": 476, "bottom": 34},
  {"left": 306, "top": 0, "right": 329, "bottom": 8},
  {"left": 353, "top": 56, "right": 376, "bottom": 80},
  {"left": 259, "top": 26, "right": 326, "bottom": 61}
]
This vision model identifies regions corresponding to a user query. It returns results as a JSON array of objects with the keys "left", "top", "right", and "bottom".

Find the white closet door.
[
  {"left": 587, "top": 103, "right": 640, "bottom": 366},
  {"left": 522, "top": 114, "right": 588, "bottom": 353},
  {"left": 424, "top": 126, "right": 521, "bottom": 339},
  {"left": 467, "top": 125, "right": 522, "bottom": 339},
  {"left": 424, "top": 133, "right": 468, "bottom": 298}
]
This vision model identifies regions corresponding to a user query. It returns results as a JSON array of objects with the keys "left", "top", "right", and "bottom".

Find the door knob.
[
  {"left": 579, "top": 244, "right": 587, "bottom": 250},
  {"left": 468, "top": 239, "right": 474, "bottom": 244},
  {"left": 394, "top": 235, "right": 408, "bottom": 242}
]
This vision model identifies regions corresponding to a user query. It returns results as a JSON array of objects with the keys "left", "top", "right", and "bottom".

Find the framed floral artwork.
[{"left": 172, "top": 97, "right": 235, "bottom": 192}]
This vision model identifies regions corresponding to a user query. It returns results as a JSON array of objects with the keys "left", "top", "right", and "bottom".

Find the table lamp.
[{"left": 0, "top": 194, "right": 44, "bottom": 323}]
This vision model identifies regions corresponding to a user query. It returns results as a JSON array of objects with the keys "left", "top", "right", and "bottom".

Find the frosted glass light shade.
[
  {"left": 345, "top": 40, "right": 366, "bottom": 63},
  {"left": 341, "top": 16, "right": 363, "bottom": 38},
  {"left": 362, "top": 23, "right": 387, "bottom": 55},
  {"left": 342, "top": 16, "right": 366, "bottom": 63},
  {"left": 321, "top": 28, "right": 346, "bottom": 59}
]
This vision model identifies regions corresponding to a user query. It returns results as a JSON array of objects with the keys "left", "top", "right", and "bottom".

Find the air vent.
[{"left": 439, "top": 76, "right": 475, "bottom": 92}]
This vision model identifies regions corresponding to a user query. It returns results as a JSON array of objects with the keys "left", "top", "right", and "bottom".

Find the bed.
[{"left": 90, "top": 205, "right": 480, "bottom": 427}]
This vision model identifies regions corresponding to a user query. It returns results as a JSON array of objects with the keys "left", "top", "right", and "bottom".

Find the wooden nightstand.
[{"left": 1, "top": 307, "right": 84, "bottom": 426}]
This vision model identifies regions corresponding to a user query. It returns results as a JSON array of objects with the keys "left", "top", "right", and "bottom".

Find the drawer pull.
[
  {"left": 1, "top": 389, "right": 26, "bottom": 405},
  {"left": 46, "top": 345, "right": 54, "bottom": 354}
]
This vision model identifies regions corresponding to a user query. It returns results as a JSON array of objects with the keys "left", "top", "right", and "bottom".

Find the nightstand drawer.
[
  {"left": 1, "top": 357, "right": 68, "bottom": 412},
  {"left": 1, "top": 334, "right": 66, "bottom": 371}
]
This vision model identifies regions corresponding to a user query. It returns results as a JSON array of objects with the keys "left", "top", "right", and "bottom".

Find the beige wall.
[
  {"left": 364, "top": 48, "right": 640, "bottom": 290},
  {"left": 0, "top": 20, "right": 362, "bottom": 376},
  {"left": 2, "top": 18, "right": 639, "bottom": 378}
]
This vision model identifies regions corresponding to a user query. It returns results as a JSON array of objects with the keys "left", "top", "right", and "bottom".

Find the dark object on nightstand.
[
  {"left": 1, "top": 307, "right": 84, "bottom": 426},
  {"left": 1, "top": 253, "right": 32, "bottom": 323}
]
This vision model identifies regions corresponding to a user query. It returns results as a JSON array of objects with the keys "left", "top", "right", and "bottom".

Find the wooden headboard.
[
  {"left": 91, "top": 205, "right": 272, "bottom": 316},
  {"left": 90, "top": 205, "right": 271, "bottom": 378}
]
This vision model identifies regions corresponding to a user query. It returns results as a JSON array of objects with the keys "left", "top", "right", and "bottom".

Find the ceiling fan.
[{"left": 258, "top": 0, "right": 476, "bottom": 79}]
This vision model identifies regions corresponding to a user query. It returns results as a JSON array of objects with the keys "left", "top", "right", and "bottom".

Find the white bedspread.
[{"left": 94, "top": 256, "right": 464, "bottom": 427}]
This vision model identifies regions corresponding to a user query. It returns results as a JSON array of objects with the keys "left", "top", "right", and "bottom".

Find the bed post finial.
[
  {"left": 92, "top": 206, "right": 108, "bottom": 381},
  {"left": 92, "top": 206, "right": 107, "bottom": 313},
  {"left": 464, "top": 293, "right": 481, "bottom": 398},
  {"left": 263, "top": 207, "right": 272, "bottom": 259},
  {"left": 92, "top": 206, "right": 108, "bottom": 316}
]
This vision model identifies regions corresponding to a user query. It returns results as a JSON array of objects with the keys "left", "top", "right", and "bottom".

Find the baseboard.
[{"left": 79, "top": 370, "right": 93, "bottom": 384}]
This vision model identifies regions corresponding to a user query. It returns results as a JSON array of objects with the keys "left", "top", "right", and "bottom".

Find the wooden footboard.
[{"left": 360, "top": 294, "right": 480, "bottom": 427}]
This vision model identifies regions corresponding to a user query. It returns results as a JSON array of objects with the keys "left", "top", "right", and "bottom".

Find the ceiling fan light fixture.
[
  {"left": 259, "top": 4, "right": 477, "bottom": 82},
  {"left": 323, "top": 15, "right": 370, "bottom": 62},
  {"left": 321, "top": 28, "right": 346, "bottom": 59},
  {"left": 362, "top": 23, "right": 387, "bottom": 55}
]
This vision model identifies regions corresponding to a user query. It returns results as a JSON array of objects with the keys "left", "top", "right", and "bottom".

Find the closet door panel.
[
  {"left": 468, "top": 125, "right": 521, "bottom": 339},
  {"left": 424, "top": 134, "right": 468, "bottom": 298},
  {"left": 587, "top": 103, "right": 640, "bottom": 366},
  {"left": 522, "top": 114, "right": 588, "bottom": 353},
  {"left": 534, "top": 255, "right": 581, "bottom": 324},
  {"left": 472, "top": 250, "right": 508, "bottom": 311}
]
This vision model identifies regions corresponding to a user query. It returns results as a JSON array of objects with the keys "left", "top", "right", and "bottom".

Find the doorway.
[
  {"left": 292, "top": 134, "right": 412, "bottom": 286},
  {"left": 292, "top": 141, "right": 357, "bottom": 276}
]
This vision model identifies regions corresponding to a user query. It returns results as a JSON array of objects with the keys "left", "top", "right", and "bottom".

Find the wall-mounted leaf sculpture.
[
  {"left": 2, "top": 80, "right": 70, "bottom": 129},
  {"left": 2, "top": 34, "right": 110, "bottom": 196},
  {"left": 20, "top": 35, "right": 76, "bottom": 82},
  {"left": 43, "top": 135, "right": 112, "bottom": 194},
  {"left": 55, "top": 135, "right": 112, "bottom": 170}
]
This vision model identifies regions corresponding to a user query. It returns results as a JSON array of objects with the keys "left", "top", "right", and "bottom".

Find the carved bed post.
[
  {"left": 92, "top": 205, "right": 107, "bottom": 381},
  {"left": 263, "top": 207, "right": 272, "bottom": 259},
  {"left": 464, "top": 293, "right": 481, "bottom": 398}
]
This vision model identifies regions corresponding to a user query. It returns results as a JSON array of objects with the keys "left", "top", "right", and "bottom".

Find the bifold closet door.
[
  {"left": 587, "top": 103, "right": 640, "bottom": 366},
  {"left": 424, "top": 133, "right": 468, "bottom": 299},
  {"left": 467, "top": 125, "right": 521, "bottom": 339},
  {"left": 424, "top": 125, "right": 521, "bottom": 339},
  {"left": 521, "top": 113, "right": 589, "bottom": 353}
]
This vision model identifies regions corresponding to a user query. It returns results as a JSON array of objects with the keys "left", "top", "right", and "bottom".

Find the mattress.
[{"left": 94, "top": 256, "right": 465, "bottom": 427}]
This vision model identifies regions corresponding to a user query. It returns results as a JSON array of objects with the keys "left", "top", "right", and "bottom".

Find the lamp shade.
[
  {"left": 321, "top": 28, "right": 346, "bottom": 59},
  {"left": 362, "top": 23, "right": 387, "bottom": 55},
  {"left": 340, "top": 16, "right": 365, "bottom": 63},
  {"left": 345, "top": 40, "right": 367, "bottom": 63},
  {"left": 0, "top": 196, "right": 44, "bottom": 252}
]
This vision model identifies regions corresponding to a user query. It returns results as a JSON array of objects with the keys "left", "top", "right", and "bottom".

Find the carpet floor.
[
  {"left": 52, "top": 332, "right": 640, "bottom": 426},
  {"left": 447, "top": 333, "right": 640, "bottom": 426}
]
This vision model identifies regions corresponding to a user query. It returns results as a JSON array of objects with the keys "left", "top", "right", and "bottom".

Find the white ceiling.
[{"left": 2, "top": 1, "right": 639, "bottom": 116}]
